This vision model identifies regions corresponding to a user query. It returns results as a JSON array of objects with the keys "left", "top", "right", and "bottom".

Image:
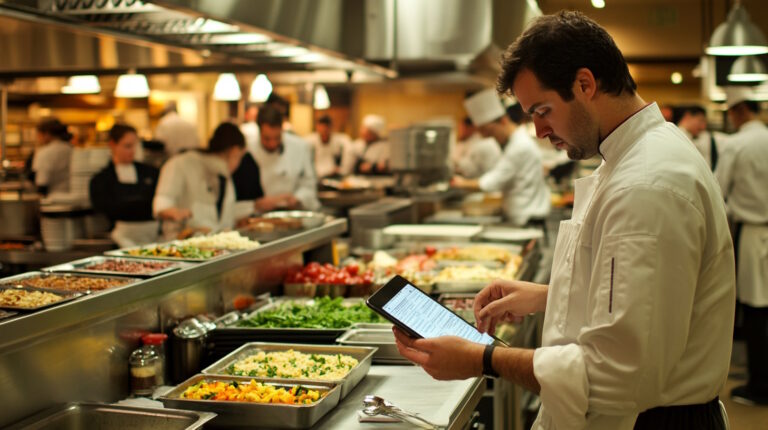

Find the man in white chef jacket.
[
  {"left": 353, "top": 114, "right": 390, "bottom": 175},
  {"left": 305, "top": 115, "right": 352, "bottom": 178},
  {"left": 454, "top": 116, "right": 501, "bottom": 178},
  {"left": 714, "top": 87, "right": 768, "bottom": 406},
  {"left": 452, "top": 89, "right": 550, "bottom": 226},
  {"left": 252, "top": 105, "right": 320, "bottom": 211},
  {"left": 394, "top": 11, "right": 734, "bottom": 430}
]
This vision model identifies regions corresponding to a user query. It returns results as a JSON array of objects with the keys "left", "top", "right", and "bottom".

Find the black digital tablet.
[{"left": 367, "top": 274, "right": 503, "bottom": 346}]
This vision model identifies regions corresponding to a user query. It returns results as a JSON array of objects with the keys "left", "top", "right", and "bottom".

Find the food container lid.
[
  {"left": 173, "top": 318, "right": 208, "bottom": 339},
  {"left": 142, "top": 333, "right": 168, "bottom": 345}
]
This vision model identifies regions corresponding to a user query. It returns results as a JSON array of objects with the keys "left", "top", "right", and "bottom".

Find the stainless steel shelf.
[{"left": 0, "top": 219, "right": 347, "bottom": 351}]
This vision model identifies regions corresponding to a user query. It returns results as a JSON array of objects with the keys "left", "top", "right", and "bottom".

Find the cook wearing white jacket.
[
  {"left": 714, "top": 87, "right": 768, "bottom": 407},
  {"left": 454, "top": 116, "right": 502, "bottom": 178},
  {"left": 153, "top": 122, "right": 246, "bottom": 239},
  {"left": 394, "top": 11, "right": 734, "bottom": 430},
  {"left": 452, "top": 89, "right": 550, "bottom": 226},
  {"left": 251, "top": 105, "right": 320, "bottom": 212}
]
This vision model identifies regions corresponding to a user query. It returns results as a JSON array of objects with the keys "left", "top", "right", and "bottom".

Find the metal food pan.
[
  {"left": 435, "top": 259, "right": 504, "bottom": 269},
  {"left": 217, "top": 297, "right": 381, "bottom": 344},
  {"left": 159, "top": 375, "right": 341, "bottom": 429},
  {"left": 5, "top": 402, "right": 216, "bottom": 430},
  {"left": 201, "top": 342, "right": 377, "bottom": 399},
  {"left": 43, "top": 255, "right": 186, "bottom": 278},
  {"left": 0, "top": 285, "right": 82, "bottom": 311},
  {"left": 336, "top": 329, "right": 410, "bottom": 365},
  {"left": 434, "top": 280, "right": 489, "bottom": 294},
  {"left": 0, "top": 271, "right": 139, "bottom": 294},
  {"left": 105, "top": 242, "right": 229, "bottom": 262}
]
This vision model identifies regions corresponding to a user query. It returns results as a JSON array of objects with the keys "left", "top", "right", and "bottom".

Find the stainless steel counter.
[
  {"left": 0, "top": 219, "right": 347, "bottom": 427},
  {"left": 313, "top": 365, "right": 484, "bottom": 430}
]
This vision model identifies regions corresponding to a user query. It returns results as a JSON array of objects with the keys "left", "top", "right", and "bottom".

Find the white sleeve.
[
  {"left": 339, "top": 140, "right": 360, "bottom": 176},
  {"left": 31, "top": 148, "right": 53, "bottom": 186},
  {"left": 534, "top": 186, "right": 708, "bottom": 425},
  {"left": 478, "top": 155, "right": 516, "bottom": 191},
  {"left": 294, "top": 147, "right": 320, "bottom": 210},
  {"left": 152, "top": 158, "right": 184, "bottom": 216},
  {"left": 714, "top": 137, "right": 738, "bottom": 199}
]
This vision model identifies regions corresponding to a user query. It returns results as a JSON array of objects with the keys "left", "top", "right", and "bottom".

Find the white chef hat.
[
  {"left": 362, "top": 114, "right": 387, "bottom": 137},
  {"left": 464, "top": 88, "right": 506, "bottom": 126},
  {"left": 724, "top": 86, "right": 755, "bottom": 109}
]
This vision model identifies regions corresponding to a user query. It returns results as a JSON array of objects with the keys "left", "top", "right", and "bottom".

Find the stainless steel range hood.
[
  {"left": 0, "top": 0, "right": 396, "bottom": 78},
  {"left": 0, "top": 0, "right": 538, "bottom": 84}
]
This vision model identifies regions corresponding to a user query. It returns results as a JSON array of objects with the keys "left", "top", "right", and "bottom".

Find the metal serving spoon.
[{"left": 362, "top": 395, "right": 442, "bottom": 429}]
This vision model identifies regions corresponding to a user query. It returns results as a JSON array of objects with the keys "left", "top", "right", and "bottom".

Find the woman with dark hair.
[
  {"left": 32, "top": 117, "right": 73, "bottom": 196},
  {"left": 89, "top": 124, "right": 160, "bottom": 247},
  {"left": 153, "top": 122, "right": 246, "bottom": 239}
]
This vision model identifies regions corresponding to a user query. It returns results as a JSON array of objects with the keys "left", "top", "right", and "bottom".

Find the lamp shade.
[
  {"left": 213, "top": 73, "right": 242, "bottom": 101},
  {"left": 114, "top": 73, "right": 150, "bottom": 98},
  {"left": 249, "top": 74, "right": 273, "bottom": 103},
  {"left": 61, "top": 75, "right": 101, "bottom": 94},
  {"left": 728, "top": 55, "right": 768, "bottom": 82},
  {"left": 707, "top": 3, "right": 768, "bottom": 56},
  {"left": 313, "top": 85, "right": 331, "bottom": 110}
]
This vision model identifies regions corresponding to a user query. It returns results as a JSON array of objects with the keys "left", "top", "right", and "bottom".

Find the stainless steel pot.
[
  {"left": 170, "top": 318, "right": 213, "bottom": 384},
  {"left": 0, "top": 194, "right": 40, "bottom": 238}
]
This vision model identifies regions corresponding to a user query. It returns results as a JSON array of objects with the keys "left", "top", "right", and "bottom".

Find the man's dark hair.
[
  {"left": 257, "top": 105, "right": 284, "bottom": 128},
  {"left": 266, "top": 93, "right": 290, "bottom": 116},
  {"left": 36, "top": 117, "right": 72, "bottom": 141},
  {"left": 317, "top": 115, "right": 332, "bottom": 126},
  {"left": 109, "top": 124, "right": 137, "bottom": 143},
  {"left": 207, "top": 122, "right": 245, "bottom": 154},
  {"left": 498, "top": 10, "right": 636, "bottom": 101},
  {"left": 741, "top": 100, "right": 760, "bottom": 114},
  {"left": 506, "top": 103, "right": 527, "bottom": 124},
  {"left": 462, "top": 116, "right": 473, "bottom": 126},
  {"left": 672, "top": 105, "right": 706, "bottom": 125}
]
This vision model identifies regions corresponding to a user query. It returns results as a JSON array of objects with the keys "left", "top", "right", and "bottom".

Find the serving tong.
[{"left": 362, "top": 395, "right": 442, "bottom": 429}]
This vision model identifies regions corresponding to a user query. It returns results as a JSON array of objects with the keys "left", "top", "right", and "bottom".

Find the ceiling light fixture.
[
  {"left": 728, "top": 55, "right": 768, "bottom": 82},
  {"left": 249, "top": 74, "right": 273, "bottom": 103},
  {"left": 61, "top": 75, "right": 101, "bottom": 94},
  {"left": 313, "top": 85, "right": 331, "bottom": 110},
  {"left": 591, "top": 0, "right": 605, "bottom": 9},
  {"left": 114, "top": 71, "right": 150, "bottom": 98},
  {"left": 213, "top": 73, "right": 242, "bottom": 101},
  {"left": 671, "top": 72, "right": 683, "bottom": 84},
  {"left": 706, "top": 2, "right": 768, "bottom": 56}
]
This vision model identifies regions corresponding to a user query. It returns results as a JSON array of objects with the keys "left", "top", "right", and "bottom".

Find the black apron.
[{"left": 634, "top": 397, "right": 724, "bottom": 429}]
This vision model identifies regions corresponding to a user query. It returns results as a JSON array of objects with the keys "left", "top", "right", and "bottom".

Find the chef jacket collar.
[
  {"left": 598, "top": 102, "right": 664, "bottom": 169},
  {"left": 201, "top": 152, "right": 229, "bottom": 177},
  {"left": 740, "top": 118, "right": 766, "bottom": 133}
]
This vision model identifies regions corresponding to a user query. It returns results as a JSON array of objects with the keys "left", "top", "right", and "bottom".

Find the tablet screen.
[{"left": 382, "top": 283, "right": 494, "bottom": 345}]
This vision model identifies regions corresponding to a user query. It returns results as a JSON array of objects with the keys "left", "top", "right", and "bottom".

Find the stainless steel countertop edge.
[{"left": 0, "top": 219, "right": 347, "bottom": 352}]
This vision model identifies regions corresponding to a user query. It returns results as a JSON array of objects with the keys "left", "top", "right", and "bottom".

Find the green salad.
[
  {"left": 237, "top": 296, "right": 386, "bottom": 329},
  {"left": 127, "top": 245, "right": 220, "bottom": 259}
]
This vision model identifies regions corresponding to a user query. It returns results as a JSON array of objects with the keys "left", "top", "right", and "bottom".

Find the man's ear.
[{"left": 572, "top": 68, "right": 597, "bottom": 100}]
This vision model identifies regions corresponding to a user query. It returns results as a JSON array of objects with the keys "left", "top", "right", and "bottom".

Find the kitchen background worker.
[
  {"left": 674, "top": 104, "right": 722, "bottom": 171},
  {"left": 154, "top": 101, "right": 200, "bottom": 157},
  {"left": 354, "top": 114, "right": 390, "bottom": 175},
  {"left": 454, "top": 114, "right": 502, "bottom": 179},
  {"left": 252, "top": 105, "right": 320, "bottom": 212},
  {"left": 153, "top": 122, "right": 245, "bottom": 239},
  {"left": 714, "top": 87, "right": 768, "bottom": 407},
  {"left": 89, "top": 123, "right": 159, "bottom": 248},
  {"left": 305, "top": 115, "right": 352, "bottom": 178},
  {"left": 395, "top": 11, "right": 734, "bottom": 430},
  {"left": 451, "top": 88, "right": 550, "bottom": 227},
  {"left": 31, "top": 117, "right": 73, "bottom": 197}
]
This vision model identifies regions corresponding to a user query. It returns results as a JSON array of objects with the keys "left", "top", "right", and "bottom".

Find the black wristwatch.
[{"left": 483, "top": 344, "right": 499, "bottom": 378}]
